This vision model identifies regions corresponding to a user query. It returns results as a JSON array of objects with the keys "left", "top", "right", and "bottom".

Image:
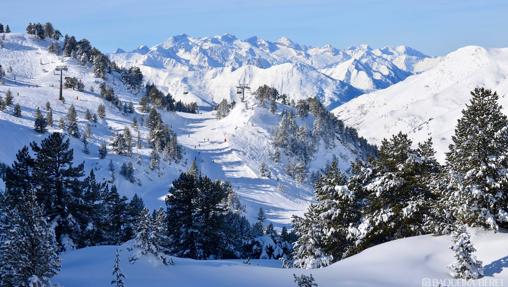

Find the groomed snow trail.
[{"left": 175, "top": 106, "right": 312, "bottom": 225}]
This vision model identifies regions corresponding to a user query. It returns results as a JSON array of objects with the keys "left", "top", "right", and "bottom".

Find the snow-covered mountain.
[
  {"left": 0, "top": 32, "right": 372, "bottom": 226},
  {"left": 110, "top": 34, "right": 427, "bottom": 108},
  {"left": 333, "top": 45, "right": 508, "bottom": 161}
]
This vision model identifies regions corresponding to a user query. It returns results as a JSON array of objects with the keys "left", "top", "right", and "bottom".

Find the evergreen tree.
[
  {"left": 34, "top": 107, "right": 47, "bottom": 133},
  {"left": 149, "top": 149, "right": 160, "bottom": 170},
  {"left": 82, "top": 133, "right": 89, "bottom": 154},
  {"left": 5, "top": 89, "right": 13, "bottom": 106},
  {"left": 216, "top": 99, "right": 231, "bottom": 119},
  {"left": 5, "top": 25, "right": 10, "bottom": 33},
  {"left": 129, "top": 208, "right": 170, "bottom": 265},
  {"left": 251, "top": 208, "right": 266, "bottom": 237},
  {"left": 46, "top": 108, "right": 53, "bottom": 126},
  {"left": 111, "top": 132, "right": 127, "bottom": 155},
  {"left": 13, "top": 103, "right": 21, "bottom": 117},
  {"left": 111, "top": 250, "right": 125, "bottom": 287},
  {"left": 446, "top": 88, "right": 508, "bottom": 230},
  {"left": 165, "top": 165, "right": 242, "bottom": 259},
  {"left": 448, "top": 225, "right": 483, "bottom": 279},
  {"left": 124, "top": 194, "right": 145, "bottom": 241},
  {"left": 0, "top": 190, "right": 60, "bottom": 287},
  {"left": 293, "top": 274, "right": 318, "bottom": 287},
  {"left": 99, "top": 142, "right": 108, "bottom": 159},
  {"left": 123, "top": 127, "right": 132, "bottom": 156},
  {"left": 85, "top": 109, "right": 93, "bottom": 121},
  {"left": 66, "top": 104, "right": 80, "bottom": 138},
  {"left": 30, "top": 133, "right": 85, "bottom": 250},
  {"left": 97, "top": 104, "right": 106, "bottom": 119},
  {"left": 293, "top": 159, "right": 358, "bottom": 268}
]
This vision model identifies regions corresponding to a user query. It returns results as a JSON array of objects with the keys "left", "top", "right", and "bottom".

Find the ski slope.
[
  {"left": 54, "top": 229, "right": 508, "bottom": 287},
  {"left": 0, "top": 32, "right": 371, "bottom": 226},
  {"left": 334, "top": 46, "right": 508, "bottom": 162}
]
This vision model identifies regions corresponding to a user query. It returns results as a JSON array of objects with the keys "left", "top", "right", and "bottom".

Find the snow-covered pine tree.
[
  {"left": 97, "top": 104, "right": 106, "bottom": 119},
  {"left": 351, "top": 133, "right": 438, "bottom": 253},
  {"left": 293, "top": 159, "right": 359, "bottom": 268},
  {"left": 293, "top": 274, "right": 318, "bottom": 287},
  {"left": 66, "top": 104, "right": 80, "bottom": 137},
  {"left": 111, "top": 132, "right": 128, "bottom": 155},
  {"left": 5, "top": 89, "right": 13, "bottom": 106},
  {"left": 149, "top": 149, "right": 160, "bottom": 170},
  {"left": 34, "top": 107, "right": 47, "bottom": 133},
  {"left": 123, "top": 127, "right": 132, "bottom": 156},
  {"left": 251, "top": 208, "right": 266, "bottom": 237},
  {"left": 46, "top": 108, "right": 53, "bottom": 126},
  {"left": 30, "top": 132, "right": 85, "bottom": 250},
  {"left": 111, "top": 249, "right": 125, "bottom": 287},
  {"left": 165, "top": 165, "right": 242, "bottom": 259},
  {"left": 0, "top": 190, "right": 60, "bottom": 287},
  {"left": 99, "top": 142, "right": 108, "bottom": 159},
  {"left": 292, "top": 207, "right": 332, "bottom": 269},
  {"left": 216, "top": 99, "right": 230, "bottom": 119},
  {"left": 13, "top": 103, "right": 22, "bottom": 117},
  {"left": 85, "top": 109, "right": 93, "bottom": 121},
  {"left": 448, "top": 225, "right": 483, "bottom": 279},
  {"left": 129, "top": 208, "right": 170, "bottom": 265},
  {"left": 446, "top": 88, "right": 508, "bottom": 230}
]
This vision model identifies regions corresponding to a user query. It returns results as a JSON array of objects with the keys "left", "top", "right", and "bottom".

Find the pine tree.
[
  {"left": 129, "top": 208, "right": 170, "bottom": 265},
  {"left": 85, "top": 109, "right": 93, "bottom": 121},
  {"left": 165, "top": 165, "right": 238, "bottom": 259},
  {"left": 446, "top": 88, "right": 508, "bottom": 230},
  {"left": 216, "top": 99, "right": 230, "bottom": 119},
  {"left": 111, "top": 132, "right": 127, "bottom": 155},
  {"left": 149, "top": 149, "right": 160, "bottom": 170},
  {"left": 5, "top": 89, "right": 13, "bottom": 106},
  {"left": 111, "top": 250, "right": 125, "bottom": 287},
  {"left": 34, "top": 107, "right": 47, "bottom": 133},
  {"left": 123, "top": 127, "right": 132, "bottom": 156},
  {"left": 13, "top": 103, "right": 22, "bottom": 117},
  {"left": 448, "top": 225, "right": 483, "bottom": 279},
  {"left": 66, "top": 104, "right": 80, "bottom": 137},
  {"left": 30, "top": 132, "right": 85, "bottom": 250},
  {"left": 46, "top": 108, "right": 53, "bottom": 126},
  {"left": 251, "top": 208, "right": 266, "bottom": 237},
  {"left": 293, "top": 274, "right": 318, "bottom": 287},
  {"left": 98, "top": 104, "right": 106, "bottom": 119},
  {"left": 293, "top": 159, "right": 358, "bottom": 268},
  {"left": 99, "top": 142, "right": 108, "bottom": 159},
  {"left": 351, "top": 133, "right": 438, "bottom": 253},
  {"left": 82, "top": 133, "right": 89, "bottom": 154},
  {"left": 0, "top": 190, "right": 60, "bottom": 287}
]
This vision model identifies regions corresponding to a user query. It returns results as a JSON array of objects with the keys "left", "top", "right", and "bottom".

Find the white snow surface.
[
  {"left": 54, "top": 229, "right": 508, "bottom": 286},
  {"left": 334, "top": 46, "right": 508, "bottom": 162},
  {"left": 110, "top": 34, "right": 427, "bottom": 109}
]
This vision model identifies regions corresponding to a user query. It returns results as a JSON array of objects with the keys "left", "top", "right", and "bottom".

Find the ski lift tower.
[
  {"left": 55, "top": 65, "right": 68, "bottom": 101},
  {"left": 236, "top": 83, "right": 250, "bottom": 102}
]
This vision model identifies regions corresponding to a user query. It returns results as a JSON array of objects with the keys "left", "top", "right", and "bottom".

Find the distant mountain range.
[{"left": 110, "top": 34, "right": 427, "bottom": 108}]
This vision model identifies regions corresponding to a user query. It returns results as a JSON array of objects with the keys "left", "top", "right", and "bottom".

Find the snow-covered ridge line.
[
  {"left": 110, "top": 34, "right": 428, "bottom": 108},
  {"left": 333, "top": 45, "right": 508, "bottom": 161}
]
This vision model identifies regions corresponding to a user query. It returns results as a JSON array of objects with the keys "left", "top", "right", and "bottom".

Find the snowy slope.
[
  {"left": 334, "top": 46, "right": 508, "bottom": 162},
  {"left": 110, "top": 35, "right": 427, "bottom": 108},
  {"left": 0, "top": 33, "right": 370, "bottom": 226},
  {"left": 54, "top": 229, "right": 508, "bottom": 287}
]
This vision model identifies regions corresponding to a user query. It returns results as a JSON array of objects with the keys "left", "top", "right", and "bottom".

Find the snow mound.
[{"left": 54, "top": 230, "right": 508, "bottom": 286}]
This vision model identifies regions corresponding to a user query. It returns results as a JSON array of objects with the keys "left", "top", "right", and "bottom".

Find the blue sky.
[{"left": 2, "top": 0, "right": 507, "bottom": 55}]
